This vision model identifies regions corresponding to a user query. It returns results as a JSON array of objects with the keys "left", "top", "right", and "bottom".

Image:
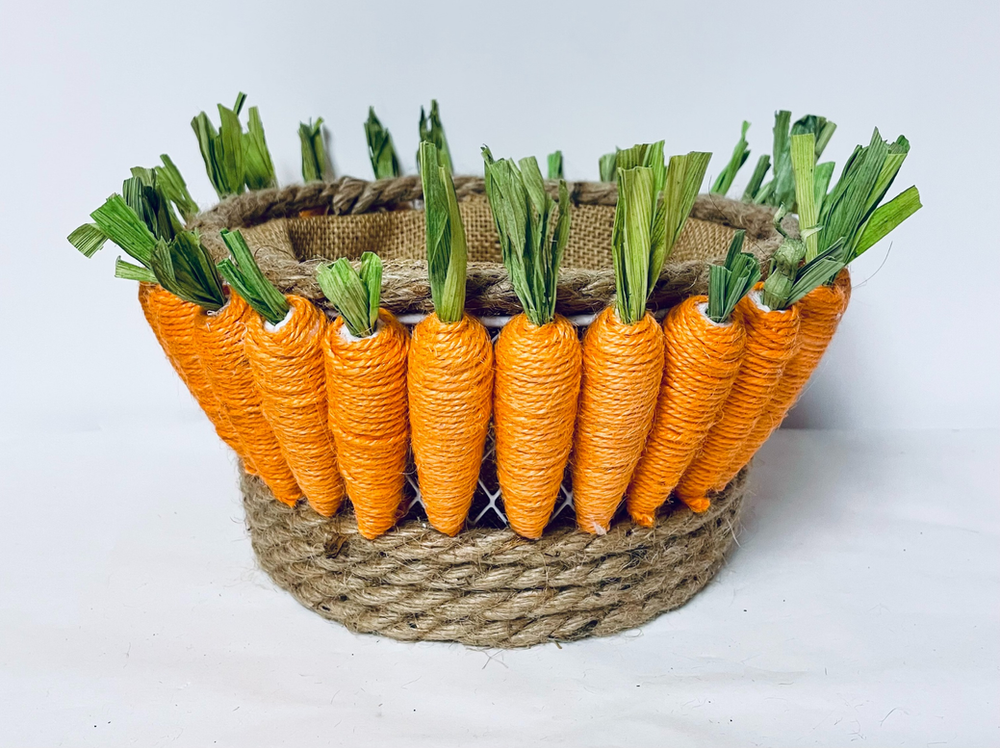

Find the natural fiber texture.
[
  {"left": 245, "top": 295, "right": 344, "bottom": 516},
  {"left": 494, "top": 314, "right": 582, "bottom": 539},
  {"left": 408, "top": 313, "right": 494, "bottom": 536},
  {"left": 676, "top": 290, "right": 800, "bottom": 510},
  {"left": 723, "top": 269, "right": 852, "bottom": 483},
  {"left": 571, "top": 308, "right": 665, "bottom": 534},
  {"left": 188, "top": 180, "right": 787, "bottom": 318},
  {"left": 627, "top": 296, "right": 746, "bottom": 525},
  {"left": 196, "top": 294, "right": 302, "bottom": 505},
  {"left": 323, "top": 310, "right": 410, "bottom": 539},
  {"left": 242, "top": 463, "right": 748, "bottom": 647},
  {"left": 141, "top": 283, "right": 250, "bottom": 471}
]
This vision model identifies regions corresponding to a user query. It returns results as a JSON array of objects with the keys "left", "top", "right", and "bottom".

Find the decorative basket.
[{"left": 184, "top": 177, "right": 786, "bottom": 647}]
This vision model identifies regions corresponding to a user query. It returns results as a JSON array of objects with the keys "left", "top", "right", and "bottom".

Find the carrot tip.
[
  {"left": 683, "top": 497, "right": 711, "bottom": 514},
  {"left": 630, "top": 512, "right": 656, "bottom": 528}
]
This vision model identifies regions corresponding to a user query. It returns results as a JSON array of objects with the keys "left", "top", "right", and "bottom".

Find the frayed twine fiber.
[{"left": 242, "top": 463, "right": 748, "bottom": 648}]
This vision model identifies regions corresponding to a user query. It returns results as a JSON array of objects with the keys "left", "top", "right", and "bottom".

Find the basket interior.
[{"left": 278, "top": 194, "right": 741, "bottom": 268}]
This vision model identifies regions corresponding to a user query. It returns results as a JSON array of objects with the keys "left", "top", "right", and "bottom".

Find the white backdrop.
[
  {"left": 1, "top": 2, "right": 999, "bottom": 746},
  {"left": 0, "top": 0, "right": 997, "bottom": 433}
]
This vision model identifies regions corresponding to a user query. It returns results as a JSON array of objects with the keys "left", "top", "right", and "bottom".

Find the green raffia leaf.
[
  {"left": 761, "top": 233, "right": 807, "bottom": 310},
  {"left": 790, "top": 133, "right": 819, "bottom": 261},
  {"left": 417, "top": 100, "right": 452, "bottom": 174},
  {"left": 366, "top": 107, "right": 401, "bottom": 180},
  {"left": 786, "top": 252, "right": 846, "bottom": 306},
  {"left": 68, "top": 223, "right": 109, "bottom": 258},
  {"left": 711, "top": 121, "right": 751, "bottom": 196},
  {"left": 299, "top": 118, "right": 331, "bottom": 182},
  {"left": 316, "top": 252, "right": 383, "bottom": 338},
  {"left": 243, "top": 106, "right": 276, "bottom": 190},
  {"left": 852, "top": 185, "right": 922, "bottom": 258},
  {"left": 760, "top": 111, "right": 836, "bottom": 210},
  {"left": 150, "top": 232, "right": 226, "bottom": 310},
  {"left": 547, "top": 150, "right": 564, "bottom": 180},
  {"left": 706, "top": 230, "right": 760, "bottom": 323},
  {"left": 420, "top": 141, "right": 466, "bottom": 322},
  {"left": 191, "top": 94, "right": 273, "bottom": 198},
  {"left": 612, "top": 165, "right": 655, "bottom": 324},
  {"left": 814, "top": 161, "right": 835, "bottom": 213},
  {"left": 90, "top": 194, "right": 157, "bottom": 268},
  {"left": 599, "top": 150, "right": 619, "bottom": 182},
  {"left": 482, "top": 147, "right": 571, "bottom": 327},
  {"left": 742, "top": 154, "right": 771, "bottom": 202},
  {"left": 217, "top": 229, "right": 289, "bottom": 324},
  {"left": 114, "top": 257, "right": 157, "bottom": 283},
  {"left": 661, "top": 151, "right": 711, "bottom": 277},
  {"left": 155, "top": 154, "right": 199, "bottom": 221}
]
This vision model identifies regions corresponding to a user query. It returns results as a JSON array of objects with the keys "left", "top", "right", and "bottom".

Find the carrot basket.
[
  {"left": 71, "top": 100, "right": 919, "bottom": 647},
  {"left": 185, "top": 180, "right": 781, "bottom": 646}
]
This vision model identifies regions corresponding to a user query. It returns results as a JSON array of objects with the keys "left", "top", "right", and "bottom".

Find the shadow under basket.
[
  {"left": 189, "top": 178, "right": 783, "bottom": 647},
  {"left": 242, "top": 466, "right": 747, "bottom": 648}
]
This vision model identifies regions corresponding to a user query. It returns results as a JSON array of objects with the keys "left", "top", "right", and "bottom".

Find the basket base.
[{"left": 242, "top": 467, "right": 747, "bottom": 648}]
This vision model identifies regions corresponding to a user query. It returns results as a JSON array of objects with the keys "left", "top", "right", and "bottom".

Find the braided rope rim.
[{"left": 242, "top": 466, "right": 748, "bottom": 648}]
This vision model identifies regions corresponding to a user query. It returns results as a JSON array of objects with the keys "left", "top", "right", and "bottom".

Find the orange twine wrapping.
[
  {"left": 494, "top": 314, "right": 582, "bottom": 539},
  {"left": 195, "top": 293, "right": 302, "bottom": 506},
  {"left": 139, "top": 283, "right": 252, "bottom": 472},
  {"left": 719, "top": 269, "right": 852, "bottom": 485},
  {"left": 626, "top": 296, "right": 746, "bottom": 525},
  {"left": 324, "top": 309, "right": 410, "bottom": 538},
  {"left": 245, "top": 295, "right": 344, "bottom": 517},
  {"left": 571, "top": 307, "right": 664, "bottom": 534},
  {"left": 675, "top": 288, "right": 800, "bottom": 511},
  {"left": 408, "top": 313, "right": 494, "bottom": 536}
]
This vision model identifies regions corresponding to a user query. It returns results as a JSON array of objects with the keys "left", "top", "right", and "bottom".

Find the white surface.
[
  {"left": 1, "top": 424, "right": 997, "bottom": 746},
  {"left": 0, "top": 0, "right": 998, "bottom": 432}
]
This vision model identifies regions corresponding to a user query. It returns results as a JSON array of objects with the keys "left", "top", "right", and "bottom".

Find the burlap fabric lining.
[
  {"left": 243, "top": 465, "right": 746, "bottom": 648},
  {"left": 188, "top": 177, "right": 777, "bottom": 646}
]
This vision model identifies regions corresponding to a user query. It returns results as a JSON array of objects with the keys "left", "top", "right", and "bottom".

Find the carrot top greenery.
[
  {"left": 192, "top": 93, "right": 276, "bottom": 198},
  {"left": 216, "top": 230, "right": 290, "bottom": 325},
  {"left": 365, "top": 107, "right": 401, "bottom": 179},
  {"left": 706, "top": 230, "right": 760, "bottom": 323},
  {"left": 316, "top": 253, "right": 383, "bottom": 338},
  {"left": 299, "top": 118, "right": 332, "bottom": 182},
  {"left": 417, "top": 100, "right": 452, "bottom": 174},
  {"left": 419, "top": 140, "right": 467, "bottom": 323},
  {"left": 547, "top": 150, "right": 564, "bottom": 180},
  {"left": 611, "top": 143, "right": 710, "bottom": 324},
  {"left": 710, "top": 121, "right": 751, "bottom": 197},
  {"left": 762, "top": 128, "right": 921, "bottom": 310},
  {"left": 482, "top": 148, "right": 571, "bottom": 327},
  {"left": 749, "top": 110, "right": 836, "bottom": 211}
]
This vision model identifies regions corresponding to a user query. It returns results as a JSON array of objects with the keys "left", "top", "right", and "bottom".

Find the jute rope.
[{"left": 242, "top": 465, "right": 747, "bottom": 648}]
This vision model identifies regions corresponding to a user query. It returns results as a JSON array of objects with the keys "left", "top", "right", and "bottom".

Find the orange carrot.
[
  {"left": 628, "top": 230, "right": 760, "bottom": 522},
  {"left": 627, "top": 301, "right": 743, "bottom": 521},
  {"left": 408, "top": 142, "right": 494, "bottom": 535},
  {"left": 243, "top": 295, "right": 345, "bottom": 516},
  {"left": 217, "top": 230, "right": 341, "bottom": 515},
  {"left": 675, "top": 286, "right": 800, "bottom": 510},
  {"left": 140, "top": 283, "right": 253, "bottom": 472},
  {"left": 572, "top": 306, "right": 664, "bottom": 532},
  {"left": 482, "top": 150, "right": 580, "bottom": 538},
  {"left": 318, "top": 254, "right": 411, "bottom": 539},
  {"left": 571, "top": 144, "right": 710, "bottom": 533},
  {"left": 195, "top": 293, "right": 302, "bottom": 506},
  {"left": 719, "top": 268, "right": 851, "bottom": 486},
  {"left": 495, "top": 314, "right": 581, "bottom": 537}
]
